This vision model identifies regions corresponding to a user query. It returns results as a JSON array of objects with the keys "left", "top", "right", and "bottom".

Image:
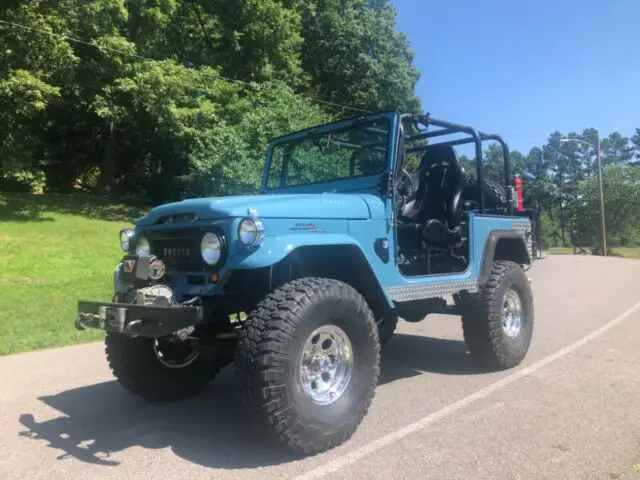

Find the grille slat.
[{"left": 144, "top": 226, "right": 226, "bottom": 271}]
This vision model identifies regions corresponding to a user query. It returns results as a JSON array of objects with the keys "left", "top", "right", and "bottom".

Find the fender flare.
[
  {"left": 478, "top": 230, "right": 531, "bottom": 286},
  {"left": 227, "top": 233, "right": 393, "bottom": 309}
]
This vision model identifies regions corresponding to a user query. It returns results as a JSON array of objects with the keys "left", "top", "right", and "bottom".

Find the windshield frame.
[{"left": 260, "top": 111, "right": 399, "bottom": 194}]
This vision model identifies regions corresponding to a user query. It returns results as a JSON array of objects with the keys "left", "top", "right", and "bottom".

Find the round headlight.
[
  {"left": 201, "top": 232, "right": 222, "bottom": 265},
  {"left": 120, "top": 229, "right": 135, "bottom": 252},
  {"left": 238, "top": 217, "right": 265, "bottom": 245},
  {"left": 136, "top": 236, "right": 151, "bottom": 256}
]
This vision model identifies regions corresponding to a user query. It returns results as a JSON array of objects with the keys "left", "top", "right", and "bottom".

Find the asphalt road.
[{"left": 1, "top": 255, "right": 640, "bottom": 480}]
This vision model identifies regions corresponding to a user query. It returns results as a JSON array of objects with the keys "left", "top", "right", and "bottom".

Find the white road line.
[{"left": 296, "top": 298, "right": 640, "bottom": 480}]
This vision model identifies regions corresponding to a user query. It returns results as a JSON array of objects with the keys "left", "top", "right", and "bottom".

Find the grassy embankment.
[
  {"left": 0, "top": 193, "right": 147, "bottom": 355},
  {"left": 547, "top": 247, "right": 640, "bottom": 258}
]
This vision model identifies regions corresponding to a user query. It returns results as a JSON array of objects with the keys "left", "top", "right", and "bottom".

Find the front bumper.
[{"left": 75, "top": 300, "right": 203, "bottom": 338}]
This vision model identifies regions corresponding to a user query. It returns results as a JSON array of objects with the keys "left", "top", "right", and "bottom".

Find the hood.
[{"left": 135, "top": 193, "right": 385, "bottom": 226}]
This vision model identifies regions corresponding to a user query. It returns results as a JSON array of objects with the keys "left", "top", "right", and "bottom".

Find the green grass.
[
  {"left": 547, "top": 246, "right": 640, "bottom": 258},
  {"left": 0, "top": 193, "right": 148, "bottom": 355},
  {"left": 546, "top": 247, "right": 573, "bottom": 255},
  {"left": 612, "top": 247, "right": 640, "bottom": 259}
]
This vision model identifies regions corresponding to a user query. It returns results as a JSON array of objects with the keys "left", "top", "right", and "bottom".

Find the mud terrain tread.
[
  {"left": 463, "top": 177, "right": 508, "bottom": 211},
  {"left": 461, "top": 260, "right": 534, "bottom": 369},
  {"left": 105, "top": 333, "right": 219, "bottom": 402},
  {"left": 234, "top": 277, "right": 380, "bottom": 455}
]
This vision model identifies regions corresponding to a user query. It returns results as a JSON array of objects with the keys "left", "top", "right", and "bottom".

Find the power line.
[
  {"left": 0, "top": 19, "right": 149, "bottom": 61},
  {"left": 0, "top": 18, "right": 372, "bottom": 114}
]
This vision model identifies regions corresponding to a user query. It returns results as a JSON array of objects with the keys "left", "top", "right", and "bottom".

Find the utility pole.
[
  {"left": 595, "top": 132, "right": 607, "bottom": 255},
  {"left": 559, "top": 161, "right": 566, "bottom": 246},
  {"left": 560, "top": 134, "right": 607, "bottom": 256}
]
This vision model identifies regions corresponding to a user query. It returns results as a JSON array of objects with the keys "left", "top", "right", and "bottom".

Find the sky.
[{"left": 394, "top": 0, "right": 640, "bottom": 156}]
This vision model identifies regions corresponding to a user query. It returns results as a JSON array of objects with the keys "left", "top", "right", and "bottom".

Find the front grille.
[
  {"left": 153, "top": 237, "right": 200, "bottom": 269},
  {"left": 145, "top": 226, "right": 226, "bottom": 271}
]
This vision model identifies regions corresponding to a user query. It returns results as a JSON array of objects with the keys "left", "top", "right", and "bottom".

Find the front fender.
[{"left": 227, "top": 233, "right": 364, "bottom": 270}]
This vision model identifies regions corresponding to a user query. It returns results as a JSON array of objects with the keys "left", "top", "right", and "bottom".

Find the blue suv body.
[{"left": 75, "top": 110, "right": 536, "bottom": 455}]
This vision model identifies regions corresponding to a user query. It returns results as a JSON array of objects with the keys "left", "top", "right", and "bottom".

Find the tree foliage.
[
  {"left": 513, "top": 132, "right": 640, "bottom": 249},
  {"left": 570, "top": 165, "right": 640, "bottom": 247},
  {"left": 2, "top": 1, "right": 640, "bottom": 249},
  {"left": 0, "top": 0, "right": 420, "bottom": 199},
  {"left": 459, "top": 129, "right": 640, "bottom": 249}
]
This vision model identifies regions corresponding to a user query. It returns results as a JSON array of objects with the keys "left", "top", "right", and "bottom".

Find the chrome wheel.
[
  {"left": 299, "top": 325, "right": 353, "bottom": 406},
  {"left": 502, "top": 288, "right": 523, "bottom": 338},
  {"left": 153, "top": 337, "right": 200, "bottom": 369}
]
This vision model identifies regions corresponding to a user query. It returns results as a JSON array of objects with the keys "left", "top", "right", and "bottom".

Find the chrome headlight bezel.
[
  {"left": 238, "top": 217, "right": 265, "bottom": 246},
  {"left": 200, "top": 231, "right": 223, "bottom": 266},
  {"left": 136, "top": 235, "right": 151, "bottom": 256},
  {"left": 119, "top": 229, "right": 135, "bottom": 252}
]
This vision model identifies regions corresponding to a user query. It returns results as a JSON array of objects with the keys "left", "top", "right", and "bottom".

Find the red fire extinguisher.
[{"left": 513, "top": 174, "right": 524, "bottom": 212}]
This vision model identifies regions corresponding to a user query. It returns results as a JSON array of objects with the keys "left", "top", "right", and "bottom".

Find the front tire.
[
  {"left": 234, "top": 277, "right": 380, "bottom": 455},
  {"left": 105, "top": 333, "right": 220, "bottom": 402},
  {"left": 462, "top": 261, "right": 534, "bottom": 369}
]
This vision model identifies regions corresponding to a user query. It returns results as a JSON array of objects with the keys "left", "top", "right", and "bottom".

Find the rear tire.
[
  {"left": 377, "top": 314, "right": 398, "bottom": 347},
  {"left": 105, "top": 333, "right": 220, "bottom": 402},
  {"left": 234, "top": 277, "right": 380, "bottom": 455},
  {"left": 461, "top": 261, "right": 534, "bottom": 369}
]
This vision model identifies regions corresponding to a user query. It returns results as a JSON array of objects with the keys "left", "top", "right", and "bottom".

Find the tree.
[
  {"left": 0, "top": 70, "right": 60, "bottom": 192},
  {"left": 571, "top": 165, "right": 640, "bottom": 247},
  {"left": 601, "top": 132, "right": 633, "bottom": 166},
  {"left": 630, "top": 128, "right": 640, "bottom": 161},
  {"left": 0, "top": 0, "right": 422, "bottom": 198},
  {"left": 298, "top": 0, "right": 421, "bottom": 113}
]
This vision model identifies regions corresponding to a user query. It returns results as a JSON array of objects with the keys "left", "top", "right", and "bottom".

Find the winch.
[{"left": 135, "top": 285, "right": 174, "bottom": 307}]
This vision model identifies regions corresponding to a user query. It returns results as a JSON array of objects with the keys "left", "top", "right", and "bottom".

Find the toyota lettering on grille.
[{"left": 163, "top": 247, "right": 191, "bottom": 257}]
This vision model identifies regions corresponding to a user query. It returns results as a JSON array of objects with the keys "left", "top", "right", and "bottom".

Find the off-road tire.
[
  {"left": 463, "top": 177, "right": 508, "bottom": 212},
  {"left": 461, "top": 261, "right": 534, "bottom": 369},
  {"left": 234, "top": 277, "right": 380, "bottom": 455},
  {"left": 377, "top": 314, "right": 398, "bottom": 347},
  {"left": 105, "top": 333, "right": 220, "bottom": 402}
]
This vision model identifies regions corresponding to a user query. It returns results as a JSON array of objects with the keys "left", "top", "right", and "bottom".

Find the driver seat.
[{"left": 412, "top": 144, "right": 466, "bottom": 247}]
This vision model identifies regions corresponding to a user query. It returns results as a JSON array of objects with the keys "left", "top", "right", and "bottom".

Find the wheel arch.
[
  {"left": 478, "top": 230, "right": 531, "bottom": 286},
  {"left": 283, "top": 244, "right": 394, "bottom": 313},
  {"left": 223, "top": 243, "right": 393, "bottom": 316}
]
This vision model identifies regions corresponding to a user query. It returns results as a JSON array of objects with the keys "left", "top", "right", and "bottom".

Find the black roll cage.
[{"left": 400, "top": 113, "right": 514, "bottom": 215}]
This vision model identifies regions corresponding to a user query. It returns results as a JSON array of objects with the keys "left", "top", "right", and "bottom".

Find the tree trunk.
[{"left": 97, "top": 119, "right": 115, "bottom": 195}]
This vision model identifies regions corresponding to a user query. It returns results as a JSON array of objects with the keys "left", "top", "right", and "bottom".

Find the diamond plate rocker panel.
[{"left": 387, "top": 279, "right": 478, "bottom": 303}]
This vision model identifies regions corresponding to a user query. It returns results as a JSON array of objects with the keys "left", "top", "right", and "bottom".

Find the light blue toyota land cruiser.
[{"left": 75, "top": 111, "right": 535, "bottom": 455}]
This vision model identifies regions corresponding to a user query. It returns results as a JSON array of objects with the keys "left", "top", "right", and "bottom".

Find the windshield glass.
[{"left": 266, "top": 117, "right": 391, "bottom": 189}]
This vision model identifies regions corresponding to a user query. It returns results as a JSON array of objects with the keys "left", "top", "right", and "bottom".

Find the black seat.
[{"left": 412, "top": 144, "right": 466, "bottom": 246}]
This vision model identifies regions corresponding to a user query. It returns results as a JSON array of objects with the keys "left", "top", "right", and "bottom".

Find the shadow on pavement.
[
  {"left": 18, "top": 369, "right": 299, "bottom": 470},
  {"left": 17, "top": 333, "right": 484, "bottom": 469},
  {"left": 380, "top": 333, "right": 485, "bottom": 382}
]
